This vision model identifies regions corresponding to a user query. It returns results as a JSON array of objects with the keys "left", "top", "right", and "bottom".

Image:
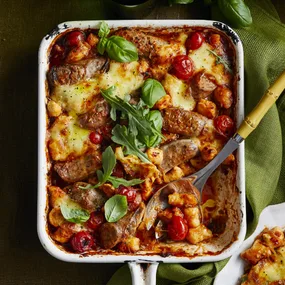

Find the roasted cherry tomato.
[
  {"left": 214, "top": 115, "right": 234, "bottom": 137},
  {"left": 112, "top": 163, "right": 124, "bottom": 178},
  {"left": 65, "top": 31, "right": 85, "bottom": 47},
  {"left": 185, "top": 32, "right": 204, "bottom": 50},
  {"left": 168, "top": 215, "right": 188, "bottom": 241},
  {"left": 89, "top": 132, "right": 103, "bottom": 144},
  {"left": 70, "top": 231, "right": 94, "bottom": 253},
  {"left": 118, "top": 186, "right": 136, "bottom": 203},
  {"left": 172, "top": 55, "right": 194, "bottom": 80},
  {"left": 87, "top": 212, "right": 105, "bottom": 230}
]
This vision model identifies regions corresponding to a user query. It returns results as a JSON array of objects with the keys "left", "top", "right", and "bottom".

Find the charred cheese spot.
[
  {"left": 49, "top": 115, "right": 91, "bottom": 161},
  {"left": 51, "top": 61, "right": 144, "bottom": 114},
  {"left": 162, "top": 73, "right": 196, "bottom": 110}
]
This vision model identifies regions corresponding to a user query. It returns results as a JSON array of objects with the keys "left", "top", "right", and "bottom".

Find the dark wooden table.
[{"left": 0, "top": 0, "right": 284, "bottom": 284}]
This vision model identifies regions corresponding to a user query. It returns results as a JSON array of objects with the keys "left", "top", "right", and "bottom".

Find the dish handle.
[{"left": 128, "top": 261, "right": 159, "bottom": 285}]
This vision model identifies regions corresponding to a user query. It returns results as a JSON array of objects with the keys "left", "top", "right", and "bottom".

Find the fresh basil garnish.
[
  {"left": 82, "top": 146, "right": 144, "bottom": 189},
  {"left": 111, "top": 124, "right": 150, "bottom": 163},
  {"left": 97, "top": 22, "right": 138, "bottom": 63},
  {"left": 140, "top": 110, "right": 163, "bottom": 148},
  {"left": 60, "top": 202, "right": 90, "bottom": 223},
  {"left": 105, "top": 36, "right": 138, "bottom": 63},
  {"left": 141, "top": 79, "right": 166, "bottom": 108},
  {"left": 98, "top": 21, "right": 110, "bottom": 38},
  {"left": 104, "top": 194, "right": 128, "bottom": 222},
  {"left": 101, "top": 87, "right": 162, "bottom": 139},
  {"left": 217, "top": 0, "right": 252, "bottom": 28},
  {"left": 168, "top": 0, "right": 194, "bottom": 5}
]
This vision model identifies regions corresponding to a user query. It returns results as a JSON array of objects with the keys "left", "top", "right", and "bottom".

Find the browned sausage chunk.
[
  {"left": 190, "top": 71, "right": 217, "bottom": 100},
  {"left": 160, "top": 139, "right": 199, "bottom": 173},
  {"left": 54, "top": 152, "right": 102, "bottom": 183},
  {"left": 78, "top": 98, "right": 110, "bottom": 130},
  {"left": 163, "top": 107, "right": 207, "bottom": 137},
  {"left": 100, "top": 203, "right": 145, "bottom": 249},
  {"left": 49, "top": 57, "right": 109, "bottom": 86},
  {"left": 67, "top": 182, "right": 107, "bottom": 212}
]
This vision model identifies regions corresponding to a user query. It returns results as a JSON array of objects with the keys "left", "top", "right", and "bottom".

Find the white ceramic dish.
[
  {"left": 214, "top": 202, "right": 285, "bottom": 285},
  {"left": 38, "top": 20, "right": 245, "bottom": 285}
]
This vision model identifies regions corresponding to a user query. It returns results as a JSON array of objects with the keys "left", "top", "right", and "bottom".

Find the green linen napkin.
[{"left": 107, "top": 0, "right": 285, "bottom": 284}]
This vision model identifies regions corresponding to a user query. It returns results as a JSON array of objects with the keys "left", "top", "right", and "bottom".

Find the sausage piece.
[
  {"left": 49, "top": 57, "right": 109, "bottom": 86},
  {"left": 163, "top": 107, "right": 207, "bottom": 137},
  {"left": 100, "top": 203, "right": 145, "bottom": 249},
  {"left": 54, "top": 152, "right": 102, "bottom": 183},
  {"left": 160, "top": 139, "right": 199, "bottom": 173},
  {"left": 77, "top": 98, "right": 110, "bottom": 130},
  {"left": 67, "top": 182, "right": 107, "bottom": 212},
  {"left": 190, "top": 71, "right": 217, "bottom": 100}
]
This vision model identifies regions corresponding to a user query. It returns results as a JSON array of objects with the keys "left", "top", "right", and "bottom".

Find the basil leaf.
[
  {"left": 107, "top": 176, "right": 143, "bottom": 189},
  {"left": 60, "top": 202, "right": 90, "bottom": 223},
  {"left": 217, "top": 0, "right": 252, "bottom": 28},
  {"left": 104, "top": 194, "right": 128, "bottom": 222},
  {"left": 105, "top": 36, "right": 138, "bottom": 63},
  {"left": 97, "top": 37, "right": 108, "bottom": 55},
  {"left": 138, "top": 110, "right": 163, "bottom": 148},
  {"left": 98, "top": 21, "right": 110, "bottom": 38},
  {"left": 111, "top": 125, "right": 150, "bottom": 163},
  {"left": 169, "top": 0, "right": 194, "bottom": 5},
  {"left": 141, "top": 79, "right": 166, "bottom": 108}
]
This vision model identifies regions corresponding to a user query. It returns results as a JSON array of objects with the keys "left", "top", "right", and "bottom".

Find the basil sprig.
[
  {"left": 217, "top": 0, "right": 252, "bottom": 28},
  {"left": 104, "top": 194, "right": 128, "bottom": 223},
  {"left": 82, "top": 146, "right": 143, "bottom": 190},
  {"left": 97, "top": 21, "right": 138, "bottom": 63},
  {"left": 141, "top": 79, "right": 166, "bottom": 108},
  {"left": 60, "top": 202, "right": 90, "bottom": 223}
]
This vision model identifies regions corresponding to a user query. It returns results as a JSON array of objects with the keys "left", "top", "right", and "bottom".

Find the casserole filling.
[
  {"left": 240, "top": 227, "right": 285, "bottom": 285},
  {"left": 45, "top": 23, "right": 241, "bottom": 256}
]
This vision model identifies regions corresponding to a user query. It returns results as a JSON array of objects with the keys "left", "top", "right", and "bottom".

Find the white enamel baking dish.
[{"left": 38, "top": 20, "right": 246, "bottom": 285}]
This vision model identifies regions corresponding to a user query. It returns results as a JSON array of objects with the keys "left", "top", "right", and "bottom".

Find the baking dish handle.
[{"left": 128, "top": 261, "right": 159, "bottom": 285}]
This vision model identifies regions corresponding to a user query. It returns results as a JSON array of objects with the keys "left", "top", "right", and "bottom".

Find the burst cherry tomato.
[
  {"left": 172, "top": 55, "right": 194, "bottom": 80},
  {"left": 70, "top": 231, "right": 94, "bottom": 253},
  {"left": 185, "top": 32, "right": 204, "bottom": 50},
  {"left": 118, "top": 186, "right": 136, "bottom": 203},
  {"left": 214, "top": 115, "right": 234, "bottom": 137},
  {"left": 65, "top": 31, "right": 85, "bottom": 47},
  {"left": 87, "top": 212, "right": 105, "bottom": 230},
  {"left": 168, "top": 215, "right": 188, "bottom": 241},
  {"left": 89, "top": 132, "right": 103, "bottom": 144}
]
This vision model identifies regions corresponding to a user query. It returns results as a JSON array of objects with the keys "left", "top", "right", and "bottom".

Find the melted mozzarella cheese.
[
  {"left": 162, "top": 73, "right": 196, "bottom": 111},
  {"left": 49, "top": 115, "right": 90, "bottom": 161},
  {"left": 51, "top": 61, "right": 144, "bottom": 114},
  {"left": 188, "top": 42, "right": 229, "bottom": 85}
]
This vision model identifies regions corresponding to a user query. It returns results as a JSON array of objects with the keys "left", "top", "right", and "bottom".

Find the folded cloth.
[{"left": 107, "top": 0, "right": 285, "bottom": 284}]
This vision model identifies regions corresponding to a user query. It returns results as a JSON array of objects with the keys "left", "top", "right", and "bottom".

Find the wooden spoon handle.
[{"left": 237, "top": 70, "right": 285, "bottom": 139}]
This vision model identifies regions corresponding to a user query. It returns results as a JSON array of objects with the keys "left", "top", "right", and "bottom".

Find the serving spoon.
[{"left": 145, "top": 70, "right": 285, "bottom": 230}]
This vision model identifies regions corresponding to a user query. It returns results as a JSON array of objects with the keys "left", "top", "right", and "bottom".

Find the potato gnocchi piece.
[{"left": 186, "top": 224, "right": 213, "bottom": 244}]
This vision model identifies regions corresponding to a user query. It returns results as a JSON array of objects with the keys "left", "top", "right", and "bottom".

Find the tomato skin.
[
  {"left": 89, "top": 132, "right": 103, "bottom": 144},
  {"left": 186, "top": 32, "right": 204, "bottom": 50},
  {"left": 168, "top": 215, "right": 188, "bottom": 241},
  {"left": 118, "top": 186, "right": 136, "bottom": 203},
  {"left": 172, "top": 55, "right": 194, "bottom": 80},
  {"left": 87, "top": 212, "right": 105, "bottom": 230},
  {"left": 65, "top": 31, "right": 85, "bottom": 47},
  {"left": 70, "top": 231, "right": 94, "bottom": 253},
  {"left": 214, "top": 115, "right": 234, "bottom": 137}
]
